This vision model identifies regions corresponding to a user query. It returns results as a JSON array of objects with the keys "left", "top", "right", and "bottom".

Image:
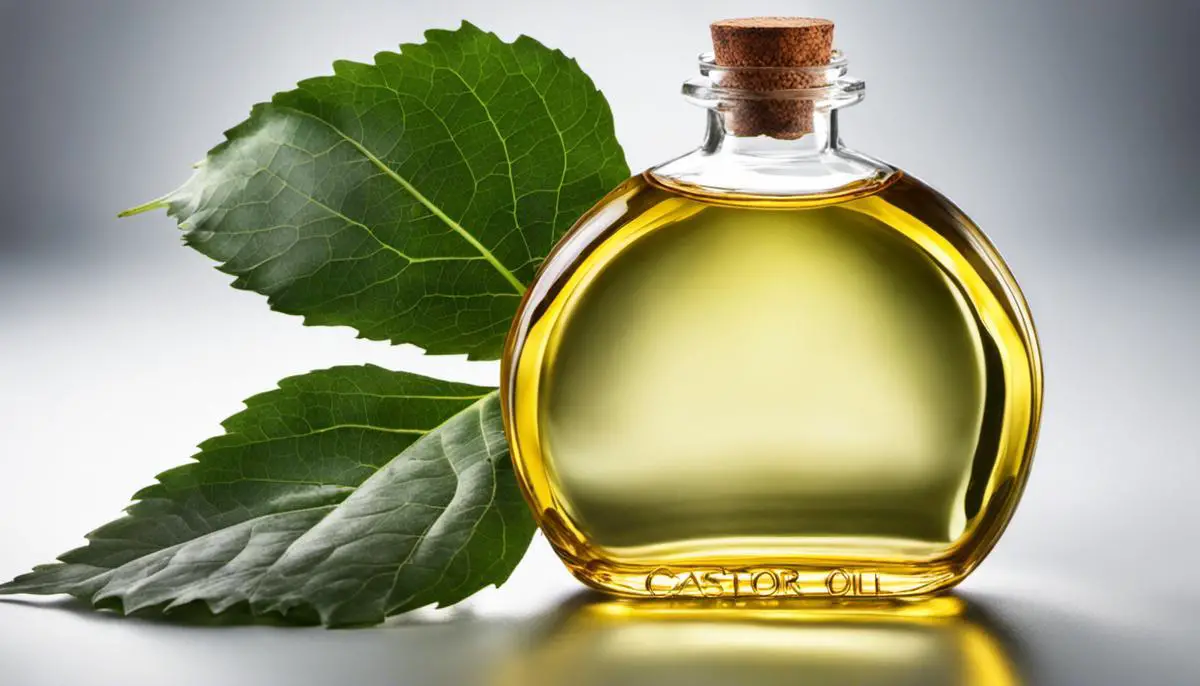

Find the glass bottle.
[{"left": 501, "top": 18, "right": 1042, "bottom": 599}]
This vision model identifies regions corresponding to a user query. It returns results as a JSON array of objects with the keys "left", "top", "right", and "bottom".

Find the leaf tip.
[{"left": 0, "top": 567, "right": 50, "bottom": 596}]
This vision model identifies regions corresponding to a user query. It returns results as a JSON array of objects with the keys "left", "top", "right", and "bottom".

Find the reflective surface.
[
  {"left": 502, "top": 595, "right": 1026, "bottom": 686},
  {"left": 4, "top": 582, "right": 1198, "bottom": 686}
]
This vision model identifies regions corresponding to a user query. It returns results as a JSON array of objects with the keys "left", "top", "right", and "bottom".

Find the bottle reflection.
[{"left": 501, "top": 595, "right": 1025, "bottom": 686}]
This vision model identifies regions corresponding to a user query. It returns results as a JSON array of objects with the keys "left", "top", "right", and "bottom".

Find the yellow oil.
[{"left": 502, "top": 171, "right": 1041, "bottom": 598}]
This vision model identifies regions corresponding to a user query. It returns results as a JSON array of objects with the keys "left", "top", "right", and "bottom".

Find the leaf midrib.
[
  {"left": 274, "top": 105, "right": 527, "bottom": 296},
  {"left": 241, "top": 394, "right": 497, "bottom": 613},
  {"left": 384, "top": 401, "right": 499, "bottom": 613},
  {"left": 33, "top": 505, "right": 337, "bottom": 596}
]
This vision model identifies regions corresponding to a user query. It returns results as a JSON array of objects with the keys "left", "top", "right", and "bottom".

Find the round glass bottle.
[{"left": 501, "top": 19, "right": 1042, "bottom": 599}]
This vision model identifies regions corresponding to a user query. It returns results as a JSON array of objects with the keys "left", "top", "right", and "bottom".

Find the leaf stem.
[{"left": 118, "top": 196, "right": 171, "bottom": 218}]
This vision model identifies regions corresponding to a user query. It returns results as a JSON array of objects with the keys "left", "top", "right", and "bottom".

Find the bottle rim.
[{"left": 685, "top": 50, "right": 864, "bottom": 106}]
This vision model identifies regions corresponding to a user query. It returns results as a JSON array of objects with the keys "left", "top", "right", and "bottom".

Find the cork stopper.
[{"left": 710, "top": 17, "right": 835, "bottom": 139}]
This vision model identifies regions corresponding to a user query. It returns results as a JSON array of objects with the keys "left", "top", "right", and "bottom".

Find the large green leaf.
[
  {"left": 127, "top": 22, "right": 629, "bottom": 360},
  {"left": 0, "top": 366, "right": 536, "bottom": 627}
]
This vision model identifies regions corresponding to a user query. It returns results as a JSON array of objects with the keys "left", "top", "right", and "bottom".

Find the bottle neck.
[
  {"left": 650, "top": 50, "right": 893, "bottom": 197},
  {"left": 701, "top": 106, "right": 839, "bottom": 157}
]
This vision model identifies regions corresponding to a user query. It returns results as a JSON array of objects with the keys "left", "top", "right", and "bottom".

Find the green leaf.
[
  {"left": 0, "top": 366, "right": 536, "bottom": 627},
  {"left": 127, "top": 21, "right": 629, "bottom": 360}
]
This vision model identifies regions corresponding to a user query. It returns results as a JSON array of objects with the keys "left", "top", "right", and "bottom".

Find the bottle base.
[{"left": 568, "top": 559, "right": 967, "bottom": 600}]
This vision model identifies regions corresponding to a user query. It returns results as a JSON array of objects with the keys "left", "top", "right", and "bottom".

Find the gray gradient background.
[{"left": 0, "top": 1, "right": 1197, "bottom": 684}]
